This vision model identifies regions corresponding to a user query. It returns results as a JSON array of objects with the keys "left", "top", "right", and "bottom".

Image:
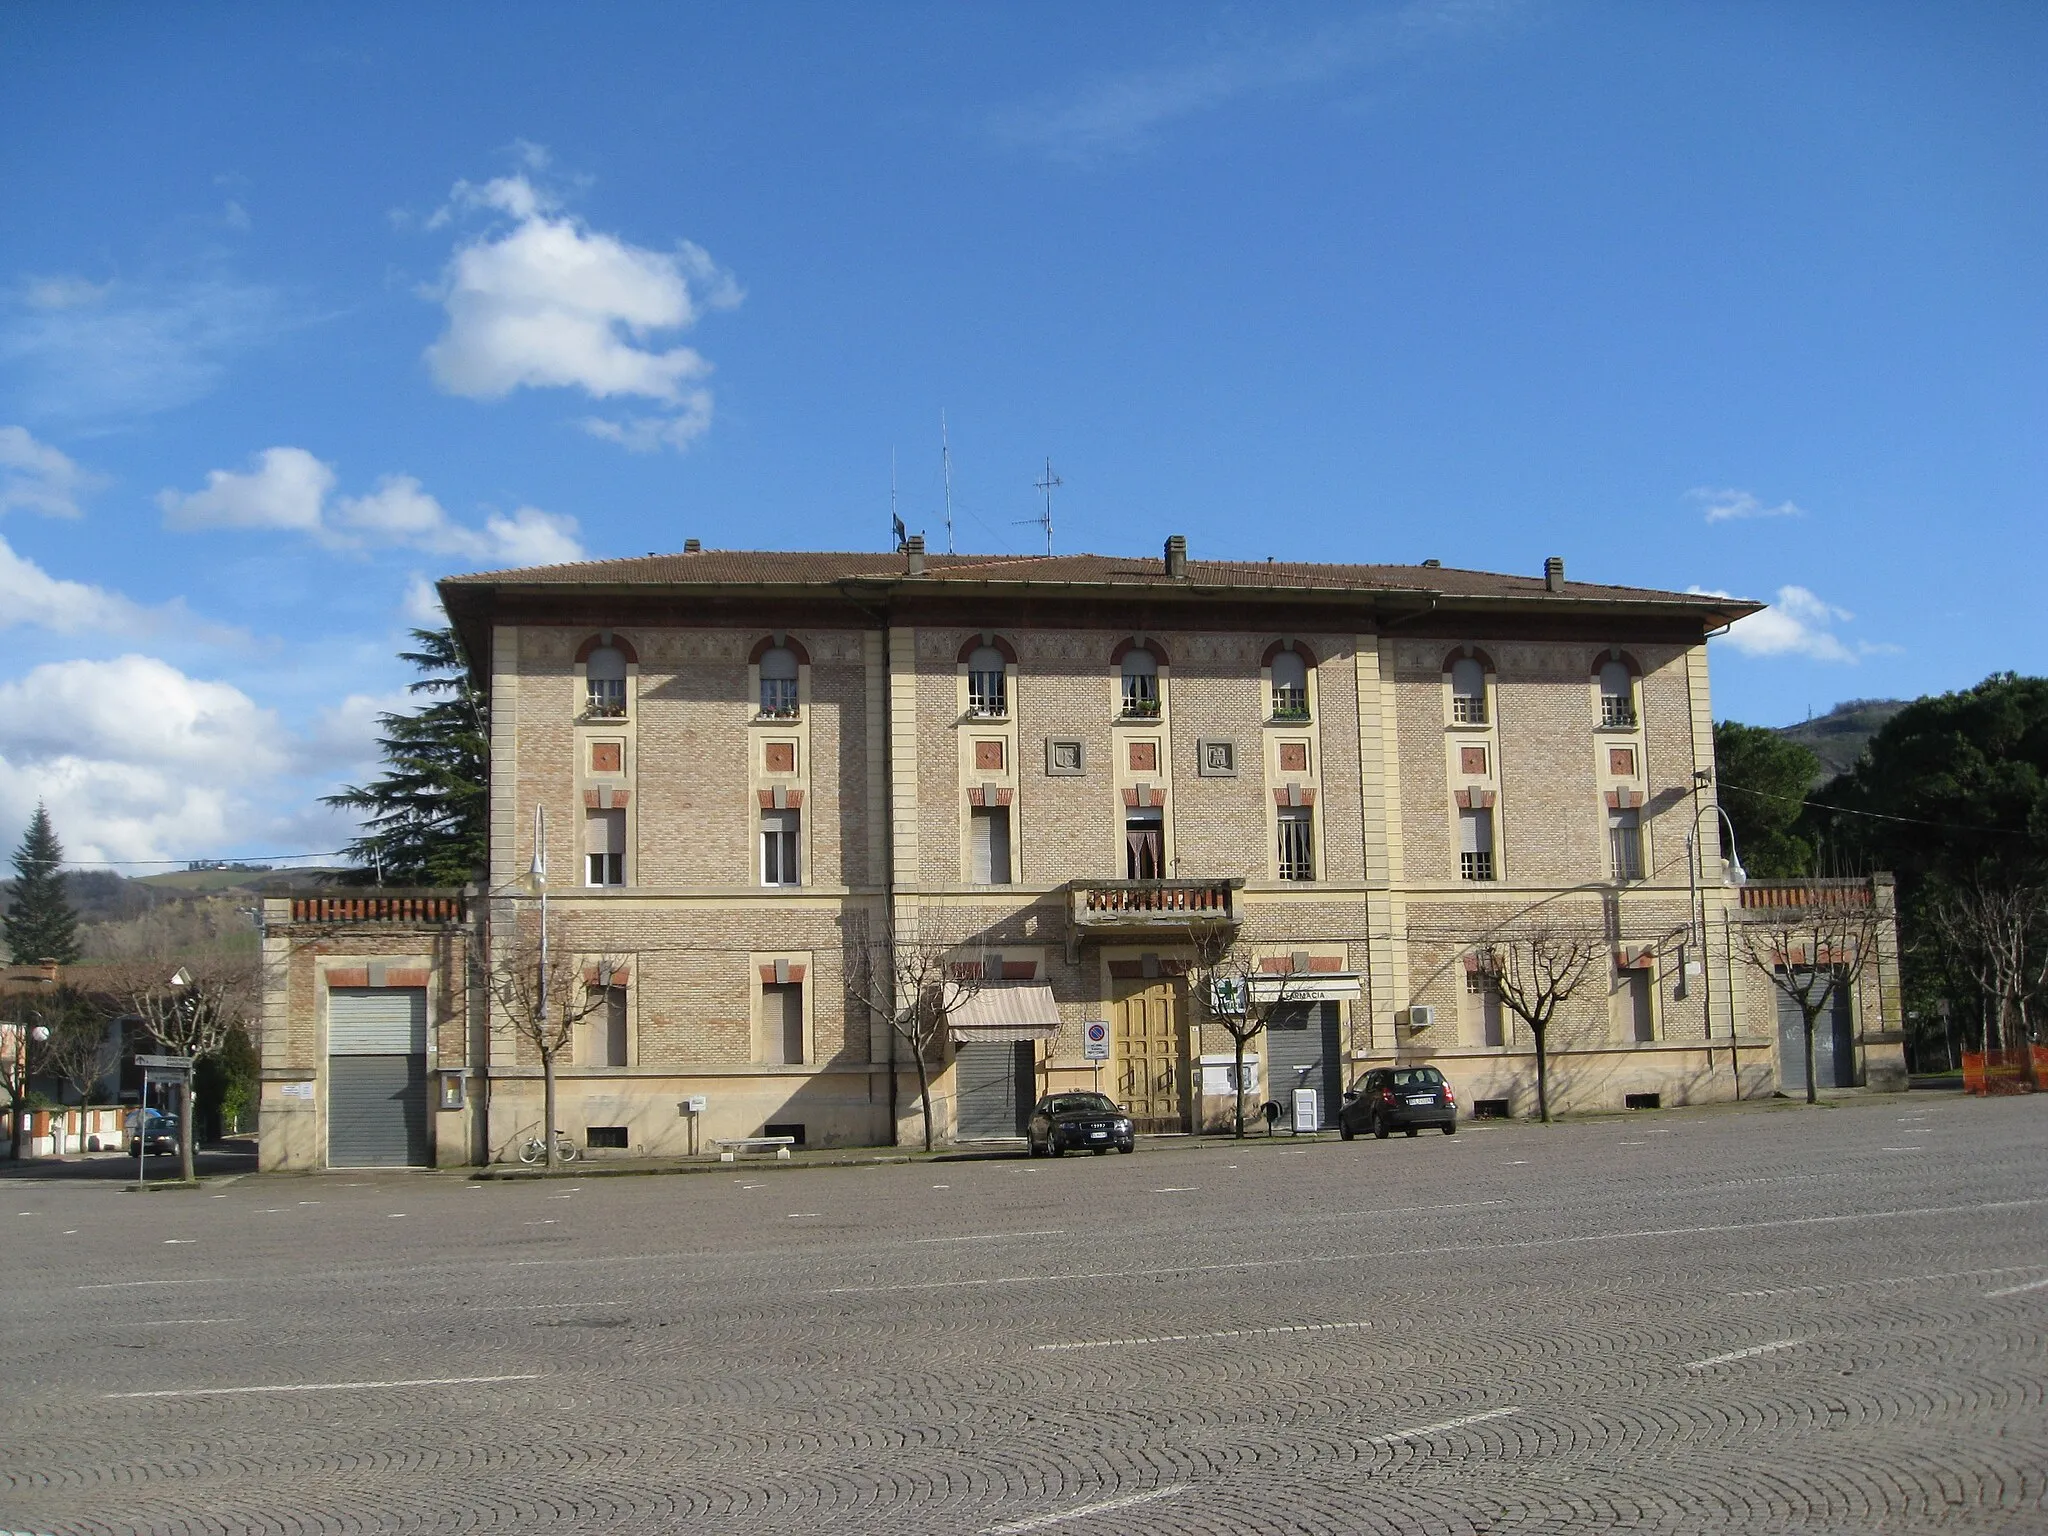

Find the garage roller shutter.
[
  {"left": 329, "top": 987, "right": 428, "bottom": 1053},
  {"left": 328, "top": 988, "right": 429, "bottom": 1167}
]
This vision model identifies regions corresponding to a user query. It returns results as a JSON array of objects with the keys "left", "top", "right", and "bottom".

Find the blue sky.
[{"left": 2, "top": 2, "right": 2043, "bottom": 866}]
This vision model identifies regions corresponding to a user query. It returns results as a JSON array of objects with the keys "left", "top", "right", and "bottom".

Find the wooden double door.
[{"left": 1112, "top": 978, "right": 1191, "bottom": 1133}]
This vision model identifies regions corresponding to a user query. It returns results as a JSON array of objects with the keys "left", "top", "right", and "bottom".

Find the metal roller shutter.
[
  {"left": 328, "top": 988, "right": 430, "bottom": 1167},
  {"left": 1264, "top": 1001, "right": 1341, "bottom": 1131},
  {"left": 955, "top": 1041, "right": 1031, "bottom": 1139}
]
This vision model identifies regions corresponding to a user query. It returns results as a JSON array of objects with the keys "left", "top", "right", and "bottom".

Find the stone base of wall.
[{"left": 482, "top": 1069, "right": 893, "bottom": 1163}]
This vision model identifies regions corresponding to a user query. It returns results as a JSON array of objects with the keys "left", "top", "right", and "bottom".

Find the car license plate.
[
  {"left": 1090, "top": 1130, "right": 1108, "bottom": 1139},
  {"left": 1406, "top": 1095, "right": 1434, "bottom": 1105}
]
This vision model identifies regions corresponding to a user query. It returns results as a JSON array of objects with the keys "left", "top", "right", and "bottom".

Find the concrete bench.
[{"left": 715, "top": 1136, "right": 796, "bottom": 1162}]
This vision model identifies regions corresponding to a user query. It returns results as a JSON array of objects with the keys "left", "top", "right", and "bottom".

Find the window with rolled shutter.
[
  {"left": 971, "top": 806, "right": 1012, "bottom": 885},
  {"left": 585, "top": 809, "right": 625, "bottom": 886}
]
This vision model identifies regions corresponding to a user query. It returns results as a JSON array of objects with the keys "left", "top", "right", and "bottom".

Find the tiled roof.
[{"left": 442, "top": 549, "right": 1751, "bottom": 610}]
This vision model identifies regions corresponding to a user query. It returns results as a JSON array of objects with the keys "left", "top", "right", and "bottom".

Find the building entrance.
[{"left": 1112, "top": 977, "right": 1190, "bottom": 1133}]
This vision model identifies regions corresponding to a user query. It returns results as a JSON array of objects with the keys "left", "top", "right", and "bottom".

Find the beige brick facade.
[{"left": 256, "top": 545, "right": 1903, "bottom": 1168}]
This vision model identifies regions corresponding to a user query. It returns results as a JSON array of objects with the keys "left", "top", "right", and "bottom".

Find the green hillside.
[{"left": 1775, "top": 698, "right": 1908, "bottom": 784}]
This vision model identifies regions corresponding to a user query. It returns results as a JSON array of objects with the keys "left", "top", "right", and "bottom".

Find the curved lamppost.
[{"left": 1685, "top": 777, "right": 1748, "bottom": 1096}]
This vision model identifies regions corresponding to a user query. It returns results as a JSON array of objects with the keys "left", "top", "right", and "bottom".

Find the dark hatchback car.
[
  {"left": 1026, "top": 1092, "right": 1135, "bottom": 1156},
  {"left": 1338, "top": 1066, "right": 1458, "bottom": 1140},
  {"left": 125, "top": 1108, "right": 180, "bottom": 1157}
]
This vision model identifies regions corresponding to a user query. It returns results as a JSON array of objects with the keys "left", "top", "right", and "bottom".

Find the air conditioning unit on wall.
[{"left": 1404, "top": 1005, "right": 1436, "bottom": 1030}]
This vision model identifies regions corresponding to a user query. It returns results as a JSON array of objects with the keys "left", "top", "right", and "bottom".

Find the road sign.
[
  {"left": 135, "top": 1053, "right": 193, "bottom": 1070},
  {"left": 1082, "top": 1020, "right": 1110, "bottom": 1061}
]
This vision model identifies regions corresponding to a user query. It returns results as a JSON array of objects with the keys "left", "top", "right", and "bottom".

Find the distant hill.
[
  {"left": 1, "top": 865, "right": 349, "bottom": 961},
  {"left": 1775, "top": 698, "right": 1909, "bottom": 783}
]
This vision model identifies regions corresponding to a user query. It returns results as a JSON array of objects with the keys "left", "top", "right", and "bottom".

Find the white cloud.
[
  {"left": 159, "top": 451, "right": 584, "bottom": 567},
  {"left": 990, "top": 0, "right": 1521, "bottom": 161},
  {"left": 157, "top": 445, "right": 333, "bottom": 534},
  {"left": 2, "top": 275, "right": 285, "bottom": 421},
  {"left": 0, "top": 533, "right": 234, "bottom": 641},
  {"left": 402, "top": 573, "right": 447, "bottom": 625},
  {"left": 0, "top": 424, "right": 102, "bottom": 518},
  {"left": 1689, "top": 486, "right": 1806, "bottom": 523},
  {"left": 478, "top": 506, "right": 583, "bottom": 566},
  {"left": 21, "top": 275, "right": 112, "bottom": 311},
  {"left": 1695, "top": 584, "right": 1861, "bottom": 663},
  {"left": 421, "top": 169, "right": 740, "bottom": 451},
  {"left": 0, "top": 656, "right": 286, "bottom": 864}
]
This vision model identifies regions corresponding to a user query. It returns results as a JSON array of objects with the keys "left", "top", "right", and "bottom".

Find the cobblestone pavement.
[{"left": 3, "top": 1094, "right": 2045, "bottom": 1534}]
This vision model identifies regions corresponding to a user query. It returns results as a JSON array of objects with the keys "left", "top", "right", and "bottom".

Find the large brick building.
[{"left": 258, "top": 539, "right": 1908, "bottom": 1167}]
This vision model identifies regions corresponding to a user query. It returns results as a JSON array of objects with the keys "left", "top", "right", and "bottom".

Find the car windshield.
[{"left": 1046, "top": 1094, "right": 1119, "bottom": 1115}]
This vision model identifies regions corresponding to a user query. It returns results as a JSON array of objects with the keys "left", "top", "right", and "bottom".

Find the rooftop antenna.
[
  {"left": 1023, "top": 457, "right": 1061, "bottom": 556},
  {"left": 940, "top": 409, "right": 955, "bottom": 555},
  {"left": 890, "top": 448, "right": 906, "bottom": 552}
]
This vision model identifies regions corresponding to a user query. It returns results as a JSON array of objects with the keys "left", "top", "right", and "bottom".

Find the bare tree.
[
  {"left": 844, "top": 909, "right": 982, "bottom": 1152},
  {"left": 1479, "top": 923, "right": 1606, "bottom": 1123},
  {"left": 1929, "top": 880, "right": 2042, "bottom": 1090},
  {"left": 105, "top": 955, "right": 259, "bottom": 1181},
  {"left": 1185, "top": 928, "right": 1306, "bottom": 1137},
  {"left": 37, "top": 988, "right": 108, "bottom": 1155},
  {"left": 484, "top": 921, "right": 619, "bottom": 1168},
  {"left": 1733, "top": 888, "right": 1882, "bottom": 1104}
]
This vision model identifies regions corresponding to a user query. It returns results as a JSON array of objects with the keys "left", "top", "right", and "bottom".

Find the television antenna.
[
  {"left": 889, "top": 447, "right": 906, "bottom": 551},
  {"left": 940, "top": 410, "right": 955, "bottom": 555},
  {"left": 1020, "top": 457, "right": 1061, "bottom": 556}
]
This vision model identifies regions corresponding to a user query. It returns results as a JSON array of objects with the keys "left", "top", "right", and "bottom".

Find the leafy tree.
[
  {"left": 1805, "top": 674, "right": 2048, "bottom": 1057},
  {"left": 4, "top": 805, "right": 81, "bottom": 965},
  {"left": 323, "top": 628, "right": 489, "bottom": 887},
  {"left": 1810, "top": 673, "right": 2048, "bottom": 892},
  {"left": 1712, "top": 722, "right": 1820, "bottom": 879}
]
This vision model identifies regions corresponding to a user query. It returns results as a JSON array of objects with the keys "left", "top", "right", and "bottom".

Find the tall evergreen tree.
[
  {"left": 3, "top": 804, "right": 81, "bottom": 965},
  {"left": 323, "top": 628, "right": 490, "bottom": 886}
]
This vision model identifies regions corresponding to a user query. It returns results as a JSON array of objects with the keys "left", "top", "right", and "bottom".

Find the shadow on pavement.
[{"left": 0, "top": 1138, "right": 259, "bottom": 1181}]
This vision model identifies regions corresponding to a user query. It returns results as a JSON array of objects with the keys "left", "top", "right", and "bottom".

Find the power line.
[
  {"left": 61, "top": 850, "right": 352, "bottom": 870},
  {"left": 1719, "top": 780, "right": 2023, "bottom": 837}
]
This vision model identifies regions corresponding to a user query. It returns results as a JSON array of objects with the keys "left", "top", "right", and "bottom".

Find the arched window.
[
  {"left": 586, "top": 646, "right": 627, "bottom": 718},
  {"left": 1598, "top": 660, "right": 1636, "bottom": 728},
  {"left": 1120, "top": 647, "right": 1159, "bottom": 717},
  {"left": 759, "top": 646, "right": 799, "bottom": 717},
  {"left": 1270, "top": 651, "right": 1309, "bottom": 719},
  {"left": 1450, "top": 658, "right": 1487, "bottom": 725},
  {"left": 966, "top": 645, "right": 1008, "bottom": 717}
]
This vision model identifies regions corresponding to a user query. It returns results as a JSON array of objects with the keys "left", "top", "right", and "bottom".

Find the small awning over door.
[{"left": 948, "top": 984, "right": 1062, "bottom": 1044}]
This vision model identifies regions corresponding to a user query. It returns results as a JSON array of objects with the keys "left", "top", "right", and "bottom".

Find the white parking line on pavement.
[
  {"left": 1359, "top": 1406, "right": 1520, "bottom": 1445},
  {"left": 984, "top": 1485, "right": 1189, "bottom": 1534},
  {"left": 104, "top": 1373, "right": 542, "bottom": 1400},
  {"left": 1329, "top": 1199, "right": 1507, "bottom": 1219},
  {"left": 1038, "top": 1320, "right": 1370, "bottom": 1352},
  {"left": 1985, "top": 1276, "right": 2048, "bottom": 1298},
  {"left": 77, "top": 1278, "right": 227, "bottom": 1290},
  {"left": 914, "top": 1230, "right": 1065, "bottom": 1244},
  {"left": 1687, "top": 1339, "right": 1804, "bottom": 1369},
  {"left": 1731, "top": 1263, "right": 2048, "bottom": 1298},
  {"left": 133, "top": 1318, "right": 240, "bottom": 1327},
  {"left": 1152, "top": 1187, "right": 1196, "bottom": 1193},
  {"left": 821, "top": 1196, "right": 2048, "bottom": 1295}
]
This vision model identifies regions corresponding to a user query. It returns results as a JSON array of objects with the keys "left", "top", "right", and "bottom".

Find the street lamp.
[{"left": 1686, "top": 772, "right": 1748, "bottom": 1097}]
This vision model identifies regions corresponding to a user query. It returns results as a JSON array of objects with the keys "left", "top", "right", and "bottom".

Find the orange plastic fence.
[{"left": 1961, "top": 1048, "right": 2048, "bottom": 1095}]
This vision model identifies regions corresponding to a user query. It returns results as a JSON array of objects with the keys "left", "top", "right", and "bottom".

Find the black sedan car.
[
  {"left": 1338, "top": 1066, "right": 1458, "bottom": 1139},
  {"left": 1026, "top": 1092, "right": 1135, "bottom": 1156}
]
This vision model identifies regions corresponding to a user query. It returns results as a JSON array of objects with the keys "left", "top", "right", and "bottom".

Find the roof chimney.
[
  {"left": 1164, "top": 534, "right": 1187, "bottom": 578},
  {"left": 905, "top": 532, "right": 926, "bottom": 577},
  {"left": 1544, "top": 555, "right": 1565, "bottom": 593},
  {"left": 683, "top": 538, "right": 701, "bottom": 554}
]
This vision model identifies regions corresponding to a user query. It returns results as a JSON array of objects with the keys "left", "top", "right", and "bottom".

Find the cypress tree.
[{"left": 3, "top": 804, "right": 81, "bottom": 965}]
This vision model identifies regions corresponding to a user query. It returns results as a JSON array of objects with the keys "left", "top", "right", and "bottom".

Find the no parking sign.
[{"left": 1082, "top": 1020, "right": 1111, "bottom": 1061}]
